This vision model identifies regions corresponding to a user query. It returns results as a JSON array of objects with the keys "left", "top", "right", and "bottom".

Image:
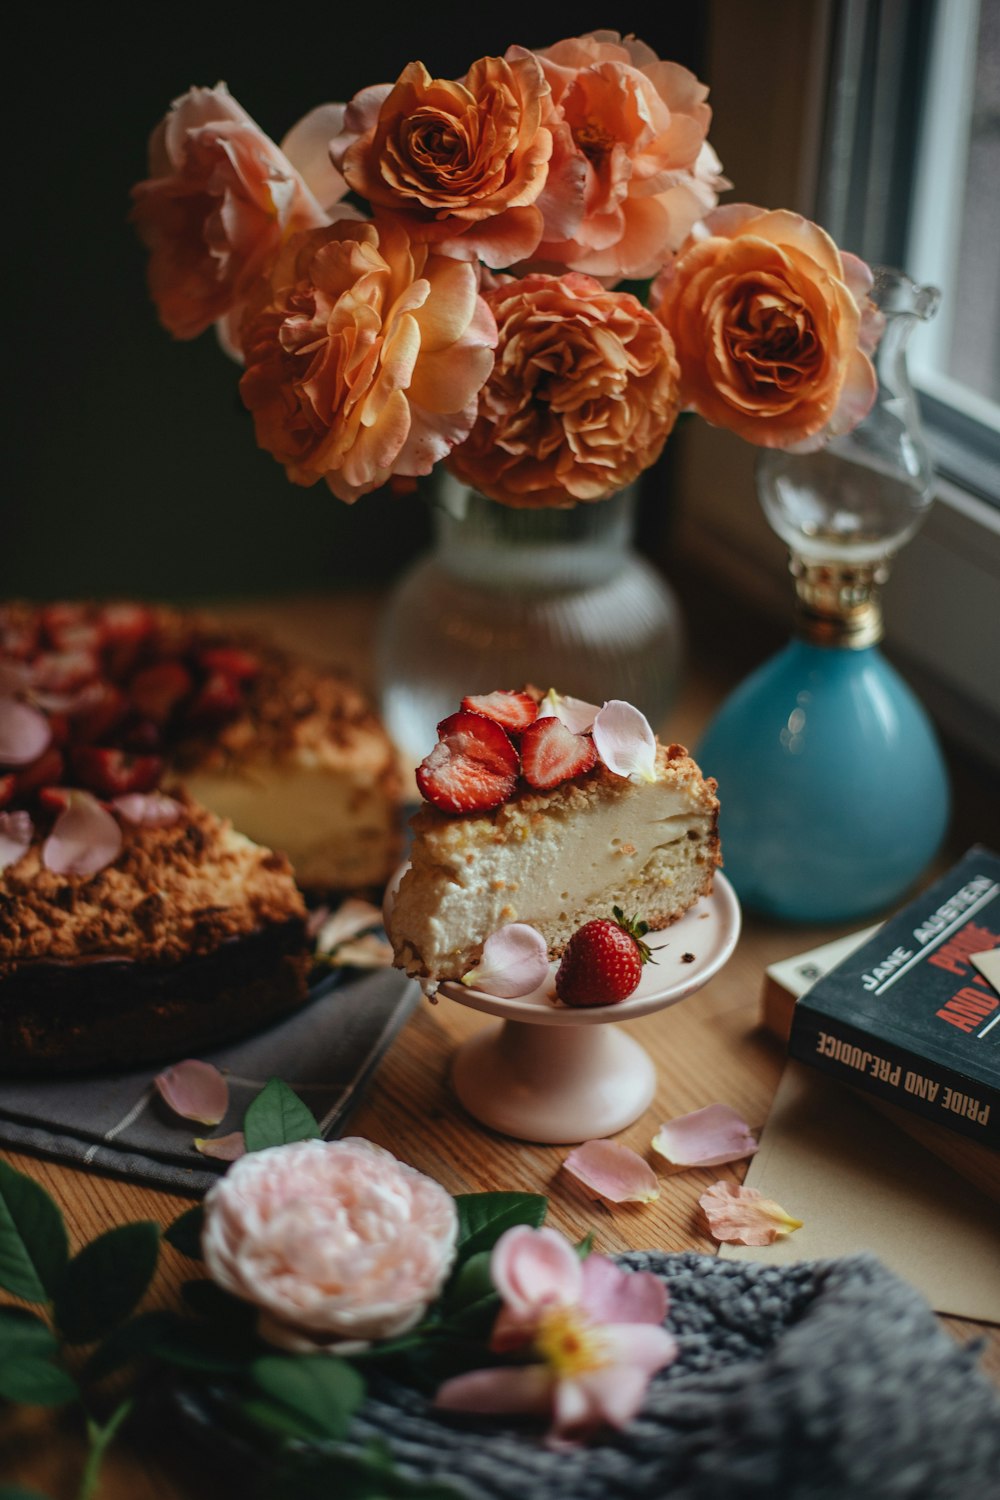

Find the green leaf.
[
  {"left": 575, "top": 1231, "right": 595, "bottom": 1258},
  {"left": 79, "top": 1399, "right": 132, "bottom": 1500},
  {"left": 0, "top": 1308, "right": 57, "bottom": 1361},
  {"left": 181, "top": 1277, "right": 256, "bottom": 1328},
  {"left": 54, "top": 1222, "right": 160, "bottom": 1344},
  {"left": 82, "top": 1310, "right": 177, "bottom": 1384},
  {"left": 0, "top": 1161, "right": 69, "bottom": 1303},
  {"left": 0, "top": 1356, "right": 79, "bottom": 1407},
  {"left": 164, "top": 1205, "right": 204, "bottom": 1260},
  {"left": 243, "top": 1078, "right": 320, "bottom": 1152},
  {"left": 443, "top": 1250, "right": 494, "bottom": 1313},
  {"left": 250, "top": 1354, "right": 365, "bottom": 1442},
  {"left": 453, "top": 1191, "right": 546, "bottom": 1261}
]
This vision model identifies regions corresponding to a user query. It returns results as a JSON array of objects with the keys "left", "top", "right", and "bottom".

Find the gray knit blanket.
[{"left": 349, "top": 1252, "right": 1000, "bottom": 1500}]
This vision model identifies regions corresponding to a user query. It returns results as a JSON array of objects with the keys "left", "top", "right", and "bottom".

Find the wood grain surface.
[{"left": 2, "top": 589, "right": 997, "bottom": 1498}]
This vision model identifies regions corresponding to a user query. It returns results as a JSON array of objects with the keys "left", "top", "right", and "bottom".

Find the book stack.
[{"left": 762, "top": 846, "right": 1000, "bottom": 1203}]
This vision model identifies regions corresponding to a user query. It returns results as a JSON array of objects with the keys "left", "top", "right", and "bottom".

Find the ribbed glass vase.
[{"left": 376, "top": 471, "right": 683, "bottom": 767}]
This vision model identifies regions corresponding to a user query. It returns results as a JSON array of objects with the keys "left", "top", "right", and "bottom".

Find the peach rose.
[
  {"left": 238, "top": 218, "right": 497, "bottom": 503},
  {"left": 201, "top": 1137, "right": 459, "bottom": 1352},
  {"left": 447, "top": 272, "right": 680, "bottom": 508},
  {"left": 331, "top": 54, "right": 553, "bottom": 267},
  {"left": 652, "top": 205, "right": 879, "bottom": 449},
  {"left": 131, "top": 84, "right": 341, "bottom": 341},
  {"left": 517, "top": 31, "right": 726, "bottom": 281}
]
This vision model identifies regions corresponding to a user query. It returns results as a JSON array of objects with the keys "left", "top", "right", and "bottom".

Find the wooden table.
[{"left": 2, "top": 590, "right": 997, "bottom": 1497}]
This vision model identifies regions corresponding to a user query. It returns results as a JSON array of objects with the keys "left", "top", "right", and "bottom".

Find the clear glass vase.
[
  {"left": 376, "top": 470, "right": 684, "bottom": 768},
  {"left": 697, "top": 268, "right": 950, "bottom": 923}
]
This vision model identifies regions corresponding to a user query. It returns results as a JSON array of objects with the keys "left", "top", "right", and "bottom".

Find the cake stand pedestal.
[{"left": 438, "top": 873, "right": 741, "bottom": 1143}]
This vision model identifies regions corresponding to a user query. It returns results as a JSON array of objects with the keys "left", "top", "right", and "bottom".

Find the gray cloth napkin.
[
  {"left": 0, "top": 967, "right": 419, "bottom": 1194},
  {"left": 349, "top": 1251, "right": 1000, "bottom": 1500}
]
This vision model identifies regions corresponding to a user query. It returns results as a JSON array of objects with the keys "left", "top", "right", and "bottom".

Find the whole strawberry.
[{"left": 555, "top": 907, "right": 655, "bottom": 1008}]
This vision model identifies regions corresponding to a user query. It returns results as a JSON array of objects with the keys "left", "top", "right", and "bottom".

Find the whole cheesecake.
[{"left": 386, "top": 690, "right": 720, "bottom": 986}]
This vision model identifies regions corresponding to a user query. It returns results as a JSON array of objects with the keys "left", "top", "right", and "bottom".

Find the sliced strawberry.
[
  {"left": 41, "top": 603, "right": 91, "bottom": 641},
  {"left": 68, "top": 681, "right": 130, "bottom": 746},
  {"left": 99, "top": 603, "right": 156, "bottom": 643},
  {"left": 31, "top": 650, "right": 99, "bottom": 693},
  {"left": 130, "top": 661, "right": 193, "bottom": 726},
  {"left": 520, "top": 716, "right": 597, "bottom": 791},
  {"left": 46, "top": 620, "right": 105, "bottom": 656},
  {"left": 196, "top": 646, "right": 260, "bottom": 681},
  {"left": 183, "top": 671, "right": 244, "bottom": 728},
  {"left": 13, "top": 749, "right": 66, "bottom": 799},
  {"left": 416, "top": 710, "right": 519, "bottom": 814},
  {"left": 461, "top": 690, "right": 538, "bottom": 736},
  {"left": 0, "top": 773, "right": 15, "bottom": 808},
  {"left": 70, "top": 747, "right": 162, "bottom": 797}
]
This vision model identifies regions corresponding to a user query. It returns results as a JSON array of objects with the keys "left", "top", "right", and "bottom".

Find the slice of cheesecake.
[{"left": 387, "top": 708, "right": 720, "bottom": 985}]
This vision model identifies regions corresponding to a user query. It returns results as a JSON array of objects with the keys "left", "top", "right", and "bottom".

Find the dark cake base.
[{"left": 0, "top": 921, "right": 312, "bottom": 1076}]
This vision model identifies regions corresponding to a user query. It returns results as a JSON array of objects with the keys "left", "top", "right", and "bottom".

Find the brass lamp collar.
[{"left": 789, "top": 556, "right": 887, "bottom": 649}]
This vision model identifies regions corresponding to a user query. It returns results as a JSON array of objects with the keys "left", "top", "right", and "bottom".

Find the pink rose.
[
  {"left": 131, "top": 83, "right": 338, "bottom": 341},
  {"left": 201, "top": 1137, "right": 459, "bottom": 1352},
  {"left": 518, "top": 31, "right": 727, "bottom": 280}
]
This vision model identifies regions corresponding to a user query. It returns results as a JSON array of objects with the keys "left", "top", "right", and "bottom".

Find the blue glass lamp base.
[{"left": 697, "top": 639, "right": 950, "bottom": 924}]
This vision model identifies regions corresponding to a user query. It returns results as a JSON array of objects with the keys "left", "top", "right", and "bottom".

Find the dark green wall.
[{"left": 6, "top": 3, "right": 704, "bottom": 602}]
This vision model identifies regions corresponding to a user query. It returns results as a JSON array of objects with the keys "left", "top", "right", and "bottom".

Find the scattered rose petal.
[
  {"left": 699, "top": 1181, "right": 803, "bottom": 1246},
  {"left": 194, "top": 1131, "right": 246, "bottom": 1162},
  {"left": 537, "top": 690, "right": 600, "bottom": 736},
  {"left": 651, "top": 1104, "right": 759, "bottom": 1168},
  {"left": 462, "top": 923, "right": 549, "bottom": 998},
  {"left": 0, "top": 811, "right": 33, "bottom": 872},
  {"left": 155, "top": 1060, "right": 229, "bottom": 1126},
  {"left": 331, "top": 934, "right": 394, "bottom": 969},
  {"left": 42, "top": 790, "right": 123, "bottom": 877},
  {"left": 563, "top": 1140, "right": 660, "bottom": 1204},
  {"left": 111, "top": 792, "right": 183, "bottom": 827},
  {"left": 0, "top": 697, "right": 52, "bottom": 767},
  {"left": 314, "top": 898, "right": 383, "bottom": 955},
  {"left": 592, "top": 701, "right": 657, "bottom": 782}
]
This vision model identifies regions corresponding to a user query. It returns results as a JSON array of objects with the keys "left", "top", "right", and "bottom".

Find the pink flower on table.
[
  {"left": 202, "top": 1137, "right": 459, "bottom": 1352},
  {"left": 435, "top": 1225, "right": 677, "bottom": 1444},
  {"left": 518, "top": 31, "right": 727, "bottom": 281},
  {"left": 131, "top": 83, "right": 337, "bottom": 341}
]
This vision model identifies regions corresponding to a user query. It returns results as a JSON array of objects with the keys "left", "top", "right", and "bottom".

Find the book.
[{"left": 787, "top": 845, "right": 1000, "bottom": 1149}]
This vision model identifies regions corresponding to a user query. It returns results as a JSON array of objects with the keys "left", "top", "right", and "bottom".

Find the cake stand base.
[{"left": 451, "top": 1017, "right": 657, "bottom": 1143}]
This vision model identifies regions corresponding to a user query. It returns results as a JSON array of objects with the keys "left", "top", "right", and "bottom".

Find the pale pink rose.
[
  {"left": 514, "top": 31, "right": 727, "bottom": 280},
  {"left": 201, "top": 1137, "right": 458, "bottom": 1352},
  {"left": 131, "top": 83, "right": 335, "bottom": 340},
  {"left": 652, "top": 205, "right": 880, "bottom": 450},
  {"left": 239, "top": 218, "right": 497, "bottom": 502},
  {"left": 436, "top": 1225, "right": 677, "bottom": 1444}
]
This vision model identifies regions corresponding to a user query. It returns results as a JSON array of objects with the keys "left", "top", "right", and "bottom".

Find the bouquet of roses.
[{"left": 132, "top": 31, "right": 880, "bottom": 509}]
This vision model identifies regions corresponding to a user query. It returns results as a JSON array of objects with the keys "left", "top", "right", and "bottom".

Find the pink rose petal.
[
  {"left": 0, "top": 811, "right": 33, "bottom": 872},
  {"left": 111, "top": 792, "right": 183, "bottom": 827},
  {"left": 155, "top": 1060, "right": 229, "bottom": 1126},
  {"left": 537, "top": 690, "right": 600, "bottom": 736},
  {"left": 42, "top": 790, "right": 123, "bottom": 877},
  {"left": 463, "top": 924, "right": 549, "bottom": 998},
  {"left": 592, "top": 701, "right": 657, "bottom": 782},
  {"left": 563, "top": 1140, "right": 660, "bottom": 1204},
  {"left": 194, "top": 1131, "right": 246, "bottom": 1162},
  {"left": 651, "top": 1104, "right": 759, "bottom": 1168},
  {"left": 314, "top": 898, "right": 383, "bottom": 955},
  {"left": 0, "top": 697, "right": 52, "bottom": 767},
  {"left": 699, "top": 1181, "right": 803, "bottom": 1246}
]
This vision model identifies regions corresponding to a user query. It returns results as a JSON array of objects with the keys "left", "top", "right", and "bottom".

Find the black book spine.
[{"left": 789, "top": 1005, "right": 1000, "bottom": 1149}]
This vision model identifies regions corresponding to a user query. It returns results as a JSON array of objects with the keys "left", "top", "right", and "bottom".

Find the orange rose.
[
  {"left": 238, "top": 220, "right": 497, "bottom": 503},
  {"left": 331, "top": 55, "right": 552, "bottom": 267},
  {"left": 518, "top": 32, "right": 726, "bottom": 281},
  {"left": 131, "top": 84, "right": 339, "bottom": 340},
  {"left": 652, "top": 206, "right": 879, "bottom": 449},
  {"left": 447, "top": 272, "right": 680, "bottom": 508}
]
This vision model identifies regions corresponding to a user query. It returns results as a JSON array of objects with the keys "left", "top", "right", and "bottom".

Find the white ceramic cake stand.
[{"left": 388, "top": 871, "right": 741, "bottom": 1144}]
